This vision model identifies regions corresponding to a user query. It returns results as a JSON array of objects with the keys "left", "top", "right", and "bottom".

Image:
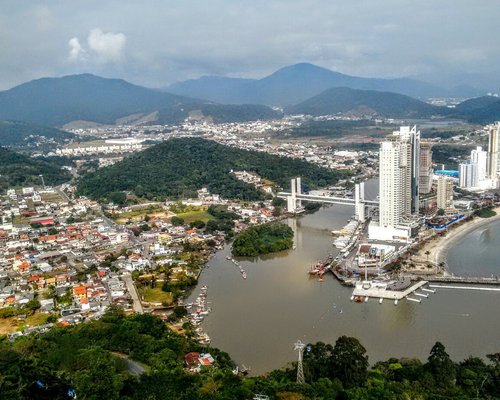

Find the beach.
[{"left": 414, "top": 207, "right": 500, "bottom": 274}]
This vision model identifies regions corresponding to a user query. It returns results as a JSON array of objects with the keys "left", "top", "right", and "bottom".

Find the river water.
[
  {"left": 447, "top": 219, "right": 500, "bottom": 278},
  {"left": 188, "top": 179, "right": 500, "bottom": 374}
]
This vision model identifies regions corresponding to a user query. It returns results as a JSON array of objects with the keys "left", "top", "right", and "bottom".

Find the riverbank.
[{"left": 414, "top": 207, "right": 500, "bottom": 274}]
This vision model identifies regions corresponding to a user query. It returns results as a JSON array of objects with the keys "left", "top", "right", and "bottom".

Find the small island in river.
[{"left": 232, "top": 222, "right": 294, "bottom": 256}]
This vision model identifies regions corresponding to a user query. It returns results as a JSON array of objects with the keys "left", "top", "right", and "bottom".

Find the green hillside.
[
  {"left": 0, "top": 120, "right": 74, "bottom": 149},
  {"left": 0, "top": 147, "right": 71, "bottom": 191},
  {"left": 1, "top": 310, "right": 499, "bottom": 399},
  {"left": 156, "top": 103, "right": 281, "bottom": 124},
  {"left": 0, "top": 74, "right": 280, "bottom": 126},
  {"left": 77, "top": 138, "right": 348, "bottom": 202},
  {"left": 285, "top": 87, "right": 444, "bottom": 117}
]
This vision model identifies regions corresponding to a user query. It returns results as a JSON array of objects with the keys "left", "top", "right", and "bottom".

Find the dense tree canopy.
[
  {"left": 77, "top": 138, "right": 349, "bottom": 202},
  {"left": 232, "top": 223, "right": 294, "bottom": 256},
  {"left": 0, "top": 147, "right": 71, "bottom": 192},
  {"left": 1, "top": 314, "right": 500, "bottom": 399}
]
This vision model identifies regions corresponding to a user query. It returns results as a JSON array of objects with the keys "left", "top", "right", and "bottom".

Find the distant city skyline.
[{"left": 1, "top": 1, "right": 499, "bottom": 90}]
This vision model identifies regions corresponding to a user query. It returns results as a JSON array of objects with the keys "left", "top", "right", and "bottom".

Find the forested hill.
[
  {"left": 2, "top": 309, "right": 500, "bottom": 399},
  {"left": 77, "top": 138, "right": 348, "bottom": 202},
  {"left": 0, "top": 120, "right": 74, "bottom": 148},
  {"left": 285, "top": 87, "right": 443, "bottom": 118},
  {"left": 0, "top": 147, "right": 71, "bottom": 191},
  {"left": 0, "top": 74, "right": 280, "bottom": 126}
]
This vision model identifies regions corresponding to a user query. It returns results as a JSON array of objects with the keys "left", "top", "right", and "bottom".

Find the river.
[
  {"left": 447, "top": 218, "right": 500, "bottom": 278},
  {"left": 188, "top": 179, "right": 500, "bottom": 374}
]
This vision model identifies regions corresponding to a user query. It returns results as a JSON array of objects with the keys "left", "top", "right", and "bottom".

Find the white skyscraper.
[
  {"left": 459, "top": 145, "right": 497, "bottom": 190},
  {"left": 369, "top": 126, "right": 420, "bottom": 241},
  {"left": 459, "top": 161, "right": 477, "bottom": 189},
  {"left": 471, "top": 146, "right": 488, "bottom": 182}
]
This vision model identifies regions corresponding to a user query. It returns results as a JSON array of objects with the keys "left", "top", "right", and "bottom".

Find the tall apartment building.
[
  {"left": 459, "top": 145, "right": 497, "bottom": 190},
  {"left": 419, "top": 142, "right": 433, "bottom": 194},
  {"left": 459, "top": 161, "right": 477, "bottom": 189},
  {"left": 471, "top": 146, "right": 488, "bottom": 181},
  {"left": 369, "top": 126, "right": 420, "bottom": 241},
  {"left": 487, "top": 122, "right": 500, "bottom": 179},
  {"left": 437, "top": 176, "right": 454, "bottom": 210}
]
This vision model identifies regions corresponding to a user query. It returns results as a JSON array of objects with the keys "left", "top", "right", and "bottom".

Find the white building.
[
  {"left": 459, "top": 146, "right": 498, "bottom": 191},
  {"left": 459, "top": 161, "right": 477, "bottom": 189},
  {"left": 471, "top": 146, "right": 488, "bottom": 182},
  {"left": 369, "top": 126, "right": 420, "bottom": 241},
  {"left": 487, "top": 122, "right": 500, "bottom": 180}
]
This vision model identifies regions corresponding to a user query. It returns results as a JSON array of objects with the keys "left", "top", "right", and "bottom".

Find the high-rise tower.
[
  {"left": 487, "top": 122, "right": 500, "bottom": 180},
  {"left": 370, "top": 126, "right": 420, "bottom": 241},
  {"left": 419, "top": 142, "right": 433, "bottom": 195}
]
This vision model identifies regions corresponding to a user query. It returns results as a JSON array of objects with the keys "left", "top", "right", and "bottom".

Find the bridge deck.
[{"left": 277, "top": 192, "right": 378, "bottom": 206}]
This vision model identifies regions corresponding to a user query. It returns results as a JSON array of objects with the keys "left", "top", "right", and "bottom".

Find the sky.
[{"left": 0, "top": 0, "right": 499, "bottom": 90}]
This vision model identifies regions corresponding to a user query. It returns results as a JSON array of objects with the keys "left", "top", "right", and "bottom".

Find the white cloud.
[
  {"left": 87, "top": 28, "right": 126, "bottom": 63},
  {"left": 68, "top": 37, "right": 86, "bottom": 62}
]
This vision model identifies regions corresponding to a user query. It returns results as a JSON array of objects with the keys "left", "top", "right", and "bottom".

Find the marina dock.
[
  {"left": 351, "top": 280, "right": 428, "bottom": 301},
  {"left": 429, "top": 284, "right": 500, "bottom": 292}
]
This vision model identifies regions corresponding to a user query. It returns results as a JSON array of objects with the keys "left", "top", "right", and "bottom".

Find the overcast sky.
[{"left": 1, "top": 0, "right": 499, "bottom": 90}]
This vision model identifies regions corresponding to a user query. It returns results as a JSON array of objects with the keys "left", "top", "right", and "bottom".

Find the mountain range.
[
  {"left": 167, "top": 63, "right": 476, "bottom": 106},
  {"left": 0, "top": 74, "right": 279, "bottom": 127},
  {"left": 0, "top": 65, "right": 499, "bottom": 130}
]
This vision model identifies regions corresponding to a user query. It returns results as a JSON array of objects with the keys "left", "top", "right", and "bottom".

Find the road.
[
  {"left": 112, "top": 352, "right": 147, "bottom": 375},
  {"left": 54, "top": 185, "right": 71, "bottom": 202},
  {"left": 123, "top": 273, "right": 144, "bottom": 314}
]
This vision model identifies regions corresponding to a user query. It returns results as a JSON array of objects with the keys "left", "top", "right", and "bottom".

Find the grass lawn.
[
  {"left": 41, "top": 192, "right": 64, "bottom": 202},
  {"left": 12, "top": 215, "right": 30, "bottom": 225},
  {"left": 176, "top": 210, "right": 214, "bottom": 224},
  {"left": 139, "top": 286, "right": 173, "bottom": 305},
  {"left": 0, "top": 312, "right": 51, "bottom": 335},
  {"left": 0, "top": 317, "right": 20, "bottom": 335},
  {"left": 19, "top": 313, "right": 51, "bottom": 330},
  {"left": 113, "top": 208, "right": 172, "bottom": 224}
]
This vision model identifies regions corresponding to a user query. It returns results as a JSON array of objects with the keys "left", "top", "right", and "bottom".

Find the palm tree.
[{"left": 425, "top": 250, "right": 431, "bottom": 262}]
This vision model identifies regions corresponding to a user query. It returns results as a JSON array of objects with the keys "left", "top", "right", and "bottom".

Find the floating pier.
[
  {"left": 429, "top": 284, "right": 500, "bottom": 292},
  {"left": 407, "top": 297, "right": 421, "bottom": 303},
  {"left": 351, "top": 280, "right": 428, "bottom": 301}
]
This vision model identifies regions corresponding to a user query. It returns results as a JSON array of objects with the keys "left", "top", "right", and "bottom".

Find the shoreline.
[{"left": 419, "top": 207, "right": 500, "bottom": 274}]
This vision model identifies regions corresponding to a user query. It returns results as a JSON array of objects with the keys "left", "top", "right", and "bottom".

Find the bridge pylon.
[
  {"left": 355, "top": 182, "right": 366, "bottom": 221},
  {"left": 287, "top": 177, "right": 303, "bottom": 213}
]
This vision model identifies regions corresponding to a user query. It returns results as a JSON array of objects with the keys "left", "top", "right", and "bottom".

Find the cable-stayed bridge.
[{"left": 277, "top": 177, "right": 378, "bottom": 221}]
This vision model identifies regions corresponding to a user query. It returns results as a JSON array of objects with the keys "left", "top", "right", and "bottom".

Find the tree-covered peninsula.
[{"left": 232, "top": 223, "right": 294, "bottom": 256}]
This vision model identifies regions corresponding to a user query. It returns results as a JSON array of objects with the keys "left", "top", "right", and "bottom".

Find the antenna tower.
[{"left": 294, "top": 340, "right": 306, "bottom": 384}]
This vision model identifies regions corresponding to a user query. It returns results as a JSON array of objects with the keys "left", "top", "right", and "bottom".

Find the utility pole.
[{"left": 294, "top": 340, "right": 306, "bottom": 384}]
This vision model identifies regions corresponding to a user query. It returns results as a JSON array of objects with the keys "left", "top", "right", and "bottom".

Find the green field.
[
  {"left": 139, "top": 286, "right": 173, "bottom": 305},
  {"left": 176, "top": 210, "right": 214, "bottom": 224}
]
